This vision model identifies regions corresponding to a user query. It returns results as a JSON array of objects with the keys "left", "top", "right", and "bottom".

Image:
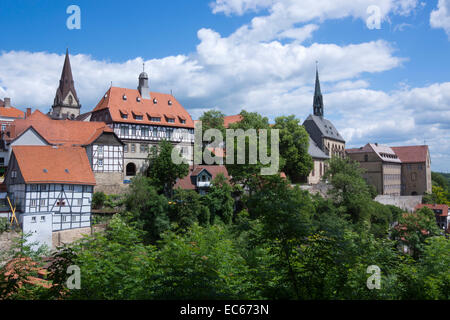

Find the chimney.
[
  {"left": 3, "top": 97, "right": 11, "bottom": 108},
  {"left": 26, "top": 108, "right": 32, "bottom": 118},
  {"left": 375, "top": 142, "right": 378, "bottom": 146}
]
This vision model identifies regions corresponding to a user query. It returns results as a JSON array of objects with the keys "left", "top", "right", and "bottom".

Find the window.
[
  {"left": 135, "top": 115, "right": 143, "bottom": 120},
  {"left": 131, "top": 126, "right": 136, "bottom": 135},
  {"left": 11, "top": 170, "right": 17, "bottom": 178},
  {"left": 62, "top": 216, "right": 68, "bottom": 222},
  {"left": 120, "top": 125, "right": 128, "bottom": 136},
  {"left": 1, "top": 124, "right": 6, "bottom": 131},
  {"left": 126, "top": 163, "right": 137, "bottom": 176},
  {"left": 131, "top": 144, "right": 136, "bottom": 153},
  {"left": 121, "top": 113, "right": 128, "bottom": 119},
  {"left": 30, "top": 199, "right": 37, "bottom": 207},
  {"left": 180, "top": 119, "right": 186, "bottom": 124},
  {"left": 141, "top": 127, "right": 149, "bottom": 137},
  {"left": 40, "top": 199, "right": 46, "bottom": 206},
  {"left": 31, "top": 185, "right": 38, "bottom": 191},
  {"left": 57, "top": 199, "right": 66, "bottom": 207},
  {"left": 0, "top": 157, "right": 4, "bottom": 165},
  {"left": 418, "top": 164, "right": 423, "bottom": 170},
  {"left": 40, "top": 216, "right": 46, "bottom": 222},
  {"left": 364, "top": 154, "right": 368, "bottom": 162},
  {"left": 152, "top": 127, "right": 158, "bottom": 137},
  {"left": 31, "top": 217, "right": 36, "bottom": 223},
  {"left": 140, "top": 144, "right": 147, "bottom": 153},
  {"left": 411, "top": 172, "right": 417, "bottom": 181},
  {"left": 124, "top": 144, "right": 128, "bottom": 153},
  {"left": 98, "top": 146, "right": 104, "bottom": 154},
  {"left": 150, "top": 117, "right": 161, "bottom": 122},
  {"left": 71, "top": 215, "right": 77, "bottom": 222},
  {"left": 68, "top": 185, "right": 74, "bottom": 191},
  {"left": 41, "top": 184, "right": 47, "bottom": 191},
  {"left": 167, "top": 118, "right": 175, "bottom": 123},
  {"left": 98, "top": 158, "right": 104, "bottom": 167},
  {"left": 75, "top": 199, "right": 82, "bottom": 206}
]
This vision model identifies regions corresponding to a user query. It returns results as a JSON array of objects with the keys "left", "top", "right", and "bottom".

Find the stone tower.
[{"left": 50, "top": 49, "right": 81, "bottom": 120}]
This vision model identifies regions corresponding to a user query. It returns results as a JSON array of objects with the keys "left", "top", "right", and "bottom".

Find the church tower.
[
  {"left": 313, "top": 65, "right": 324, "bottom": 117},
  {"left": 50, "top": 49, "right": 81, "bottom": 120}
]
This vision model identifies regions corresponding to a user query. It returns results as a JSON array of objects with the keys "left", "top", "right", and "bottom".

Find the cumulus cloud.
[
  {"left": 0, "top": 0, "right": 448, "bottom": 170},
  {"left": 430, "top": 0, "right": 450, "bottom": 38}
]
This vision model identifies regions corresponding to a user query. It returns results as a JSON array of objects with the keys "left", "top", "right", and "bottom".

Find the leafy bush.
[
  {"left": 92, "top": 192, "right": 106, "bottom": 209},
  {"left": 0, "top": 217, "right": 8, "bottom": 233}
]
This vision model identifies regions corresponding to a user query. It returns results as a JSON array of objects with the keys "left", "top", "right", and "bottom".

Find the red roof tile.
[
  {"left": 224, "top": 115, "right": 242, "bottom": 128},
  {"left": 12, "top": 145, "right": 96, "bottom": 185},
  {"left": 9, "top": 110, "right": 114, "bottom": 146},
  {"left": 415, "top": 204, "right": 448, "bottom": 217},
  {"left": 93, "top": 87, "right": 194, "bottom": 128},
  {"left": 0, "top": 104, "right": 25, "bottom": 119},
  {"left": 174, "top": 165, "right": 230, "bottom": 190},
  {"left": 392, "top": 145, "right": 429, "bottom": 163}
]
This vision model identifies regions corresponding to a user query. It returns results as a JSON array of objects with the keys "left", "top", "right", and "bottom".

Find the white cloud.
[
  {"left": 430, "top": 0, "right": 450, "bottom": 38},
  {"left": 0, "top": 0, "right": 449, "bottom": 171}
]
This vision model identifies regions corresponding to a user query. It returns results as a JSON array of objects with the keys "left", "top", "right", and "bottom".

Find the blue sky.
[{"left": 0, "top": 0, "right": 449, "bottom": 171}]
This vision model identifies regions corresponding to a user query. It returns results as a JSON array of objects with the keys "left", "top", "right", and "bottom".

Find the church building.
[
  {"left": 49, "top": 49, "right": 81, "bottom": 120},
  {"left": 303, "top": 67, "right": 346, "bottom": 158}
]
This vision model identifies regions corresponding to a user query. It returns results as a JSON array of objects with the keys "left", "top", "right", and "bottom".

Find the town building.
[
  {"left": 174, "top": 165, "right": 230, "bottom": 195},
  {"left": 303, "top": 68, "right": 346, "bottom": 158},
  {"left": 49, "top": 49, "right": 81, "bottom": 120},
  {"left": 89, "top": 72, "right": 195, "bottom": 180},
  {"left": 0, "top": 97, "right": 25, "bottom": 170},
  {"left": 391, "top": 145, "right": 432, "bottom": 195},
  {"left": 4, "top": 145, "right": 95, "bottom": 248},
  {"left": 3, "top": 110, "right": 124, "bottom": 193},
  {"left": 346, "top": 143, "right": 402, "bottom": 196},
  {"left": 306, "top": 137, "right": 329, "bottom": 184},
  {"left": 415, "top": 203, "right": 449, "bottom": 231}
]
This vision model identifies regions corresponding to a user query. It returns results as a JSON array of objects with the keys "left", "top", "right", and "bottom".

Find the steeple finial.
[{"left": 313, "top": 62, "right": 323, "bottom": 117}]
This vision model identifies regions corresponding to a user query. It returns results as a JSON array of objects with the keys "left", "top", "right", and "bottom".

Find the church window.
[{"left": 68, "top": 95, "right": 73, "bottom": 105}]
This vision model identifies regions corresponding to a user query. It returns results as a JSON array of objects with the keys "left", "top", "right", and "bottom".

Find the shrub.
[{"left": 92, "top": 192, "right": 106, "bottom": 209}]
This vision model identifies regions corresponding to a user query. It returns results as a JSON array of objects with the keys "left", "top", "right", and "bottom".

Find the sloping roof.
[
  {"left": 9, "top": 110, "right": 114, "bottom": 146},
  {"left": 92, "top": 87, "right": 194, "bottom": 128},
  {"left": 304, "top": 114, "right": 345, "bottom": 142},
  {"left": 415, "top": 204, "right": 448, "bottom": 217},
  {"left": 308, "top": 136, "right": 329, "bottom": 159},
  {"left": 174, "top": 165, "right": 230, "bottom": 190},
  {"left": 75, "top": 112, "right": 92, "bottom": 121},
  {"left": 369, "top": 143, "right": 401, "bottom": 163},
  {"left": 12, "top": 146, "right": 96, "bottom": 185},
  {"left": 392, "top": 145, "right": 429, "bottom": 163},
  {"left": 0, "top": 99, "right": 24, "bottom": 119},
  {"left": 224, "top": 115, "right": 243, "bottom": 128},
  {"left": 53, "top": 49, "right": 80, "bottom": 106}
]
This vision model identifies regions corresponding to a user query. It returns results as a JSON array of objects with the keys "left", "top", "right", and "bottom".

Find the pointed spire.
[
  {"left": 313, "top": 61, "right": 324, "bottom": 117},
  {"left": 55, "top": 49, "right": 79, "bottom": 104}
]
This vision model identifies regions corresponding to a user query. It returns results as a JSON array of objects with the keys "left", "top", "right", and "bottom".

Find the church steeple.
[
  {"left": 313, "top": 63, "right": 324, "bottom": 117},
  {"left": 51, "top": 49, "right": 81, "bottom": 120}
]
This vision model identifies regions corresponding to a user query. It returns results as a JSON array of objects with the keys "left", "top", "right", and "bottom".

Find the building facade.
[
  {"left": 0, "top": 97, "right": 25, "bottom": 169},
  {"left": 392, "top": 146, "right": 432, "bottom": 195},
  {"left": 4, "top": 146, "right": 95, "bottom": 248},
  {"left": 346, "top": 143, "right": 402, "bottom": 196},
  {"left": 90, "top": 72, "right": 195, "bottom": 180}
]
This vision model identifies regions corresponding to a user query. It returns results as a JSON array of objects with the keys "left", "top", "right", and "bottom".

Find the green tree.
[
  {"left": 92, "top": 191, "right": 106, "bottom": 209},
  {"left": 199, "top": 109, "right": 226, "bottom": 142},
  {"left": 169, "top": 188, "right": 210, "bottom": 229},
  {"left": 273, "top": 115, "right": 313, "bottom": 182},
  {"left": 125, "top": 175, "right": 170, "bottom": 243},
  {"left": 206, "top": 173, "right": 234, "bottom": 224},
  {"left": 226, "top": 110, "right": 282, "bottom": 193},
  {"left": 146, "top": 140, "right": 189, "bottom": 197}
]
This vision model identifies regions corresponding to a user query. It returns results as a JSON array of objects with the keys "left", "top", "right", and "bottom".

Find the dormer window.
[
  {"left": 136, "top": 97, "right": 141, "bottom": 102},
  {"left": 167, "top": 118, "right": 175, "bottom": 123},
  {"left": 135, "top": 115, "right": 143, "bottom": 120},
  {"left": 123, "top": 94, "right": 127, "bottom": 100},
  {"left": 153, "top": 98, "right": 158, "bottom": 104},
  {"left": 168, "top": 100, "right": 173, "bottom": 106}
]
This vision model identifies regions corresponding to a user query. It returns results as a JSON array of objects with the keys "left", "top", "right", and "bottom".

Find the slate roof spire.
[
  {"left": 55, "top": 48, "right": 79, "bottom": 104},
  {"left": 313, "top": 62, "right": 324, "bottom": 117}
]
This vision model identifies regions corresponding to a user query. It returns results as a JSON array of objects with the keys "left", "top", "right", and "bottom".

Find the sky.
[{"left": 0, "top": 0, "right": 449, "bottom": 172}]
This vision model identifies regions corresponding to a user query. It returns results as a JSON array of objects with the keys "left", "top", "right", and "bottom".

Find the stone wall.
[
  {"left": 52, "top": 224, "right": 107, "bottom": 248},
  {"left": 94, "top": 172, "right": 127, "bottom": 195},
  {"left": 374, "top": 195, "right": 423, "bottom": 213}
]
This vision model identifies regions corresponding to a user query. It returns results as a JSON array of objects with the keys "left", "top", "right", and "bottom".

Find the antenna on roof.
[{"left": 170, "top": 89, "right": 173, "bottom": 96}]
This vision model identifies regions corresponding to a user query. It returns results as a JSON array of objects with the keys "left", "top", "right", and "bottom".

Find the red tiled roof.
[
  {"left": 392, "top": 145, "right": 429, "bottom": 163},
  {"left": 224, "top": 115, "right": 242, "bottom": 128},
  {"left": 92, "top": 87, "right": 194, "bottom": 128},
  {"left": 174, "top": 165, "right": 230, "bottom": 190},
  {"left": 415, "top": 204, "right": 448, "bottom": 216},
  {"left": 9, "top": 110, "right": 114, "bottom": 146},
  {"left": 11, "top": 145, "right": 96, "bottom": 185},
  {"left": 0, "top": 105, "right": 25, "bottom": 119}
]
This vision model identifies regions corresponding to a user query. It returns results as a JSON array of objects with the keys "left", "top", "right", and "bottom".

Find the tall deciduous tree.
[
  {"left": 273, "top": 115, "right": 313, "bottom": 182},
  {"left": 146, "top": 140, "right": 189, "bottom": 197}
]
